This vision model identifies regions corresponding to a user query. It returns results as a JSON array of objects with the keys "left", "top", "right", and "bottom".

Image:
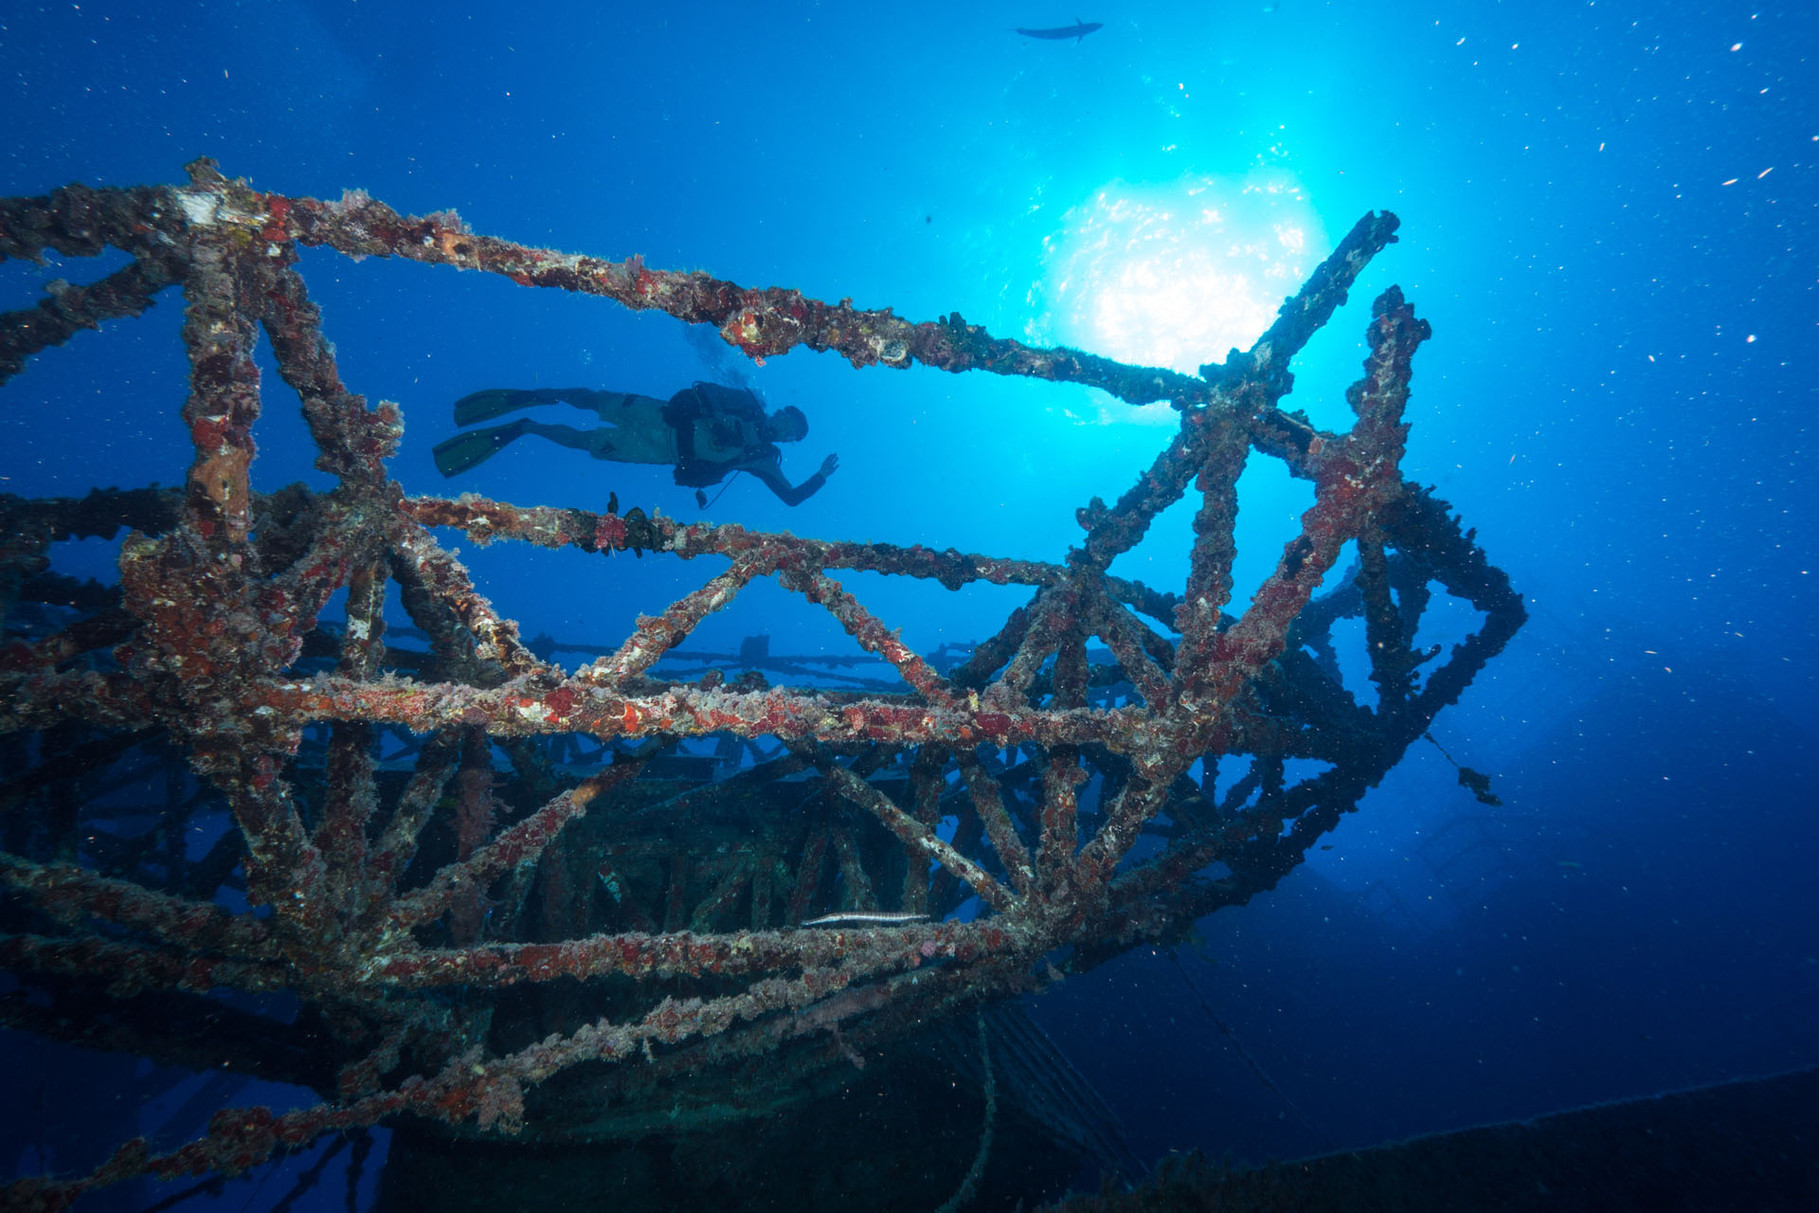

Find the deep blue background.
[{"left": 3, "top": 1, "right": 1815, "bottom": 1207}]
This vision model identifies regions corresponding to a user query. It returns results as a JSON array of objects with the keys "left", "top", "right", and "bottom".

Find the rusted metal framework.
[{"left": 0, "top": 161, "right": 1523, "bottom": 1209}]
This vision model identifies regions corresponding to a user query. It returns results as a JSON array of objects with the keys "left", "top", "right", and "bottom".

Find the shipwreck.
[{"left": 0, "top": 161, "right": 1523, "bottom": 1210}]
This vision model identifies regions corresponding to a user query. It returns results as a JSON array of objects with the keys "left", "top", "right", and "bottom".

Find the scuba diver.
[{"left": 432, "top": 382, "right": 839, "bottom": 506}]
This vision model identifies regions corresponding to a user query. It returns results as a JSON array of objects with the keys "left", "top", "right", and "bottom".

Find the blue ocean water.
[{"left": 1, "top": 1, "right": 1813, "bottom": 1208}]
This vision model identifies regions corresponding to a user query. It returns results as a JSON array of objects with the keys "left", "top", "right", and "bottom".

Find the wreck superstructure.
[{"left": 0, "top": 161, "right": 1523, "bottom": 1208}]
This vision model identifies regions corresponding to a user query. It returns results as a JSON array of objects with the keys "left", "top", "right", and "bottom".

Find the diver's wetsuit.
[{"left": 432, "top": 383, "right": 837, "bottom": 506}]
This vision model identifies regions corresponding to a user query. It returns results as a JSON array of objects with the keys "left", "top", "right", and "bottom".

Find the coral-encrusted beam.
[
  {"left": 359, "top": 918, "right": 1006, "bottom": 991},
  {"left": 209, "top": 160, "right": 1395, "bottom": 411},
  {"left": 249, "top": 675, "right": 1132, "bottom": 749}
]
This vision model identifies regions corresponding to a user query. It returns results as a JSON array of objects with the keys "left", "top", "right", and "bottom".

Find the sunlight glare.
[{"left": 1031, "top": 174, "right": 1323, "bottom": 378}]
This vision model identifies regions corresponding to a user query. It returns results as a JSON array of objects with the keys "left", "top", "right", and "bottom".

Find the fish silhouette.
[{"left": 1015, "top": 18, "right": 1103, "bottom": 43}]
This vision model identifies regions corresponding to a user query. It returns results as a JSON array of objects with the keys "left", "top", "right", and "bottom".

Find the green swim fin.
[
  {"left": 432, "top": 419, "right": 529, "bottom": 477},
  {"left": 453, "top": 389, "right": 540, "bottom": 427}
]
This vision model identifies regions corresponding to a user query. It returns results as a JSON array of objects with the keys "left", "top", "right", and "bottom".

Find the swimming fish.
[
  {"left": 799, "top": 910, "right": 929, "bottom": 928},
  {"left": 1015, "top": 18, "right": 1103, "bottom": 43}
]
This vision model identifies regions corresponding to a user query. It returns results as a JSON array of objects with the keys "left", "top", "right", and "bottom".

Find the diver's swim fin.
[
  {"left": 452, "top": 388, "right": 566, "bottom": 427},
  {"left": 432, "top": 419, "right": 529, "bottom": 477}
]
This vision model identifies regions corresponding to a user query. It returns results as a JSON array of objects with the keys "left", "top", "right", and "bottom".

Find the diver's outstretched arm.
[{"left": 747, "top": 452, "right": 838, "bottom": 506}]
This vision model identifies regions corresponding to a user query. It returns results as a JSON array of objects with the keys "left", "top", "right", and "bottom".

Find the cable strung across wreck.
[{"left": 0, "top": 161, "right": 1523, "bottom": 1209}]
